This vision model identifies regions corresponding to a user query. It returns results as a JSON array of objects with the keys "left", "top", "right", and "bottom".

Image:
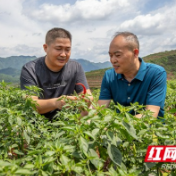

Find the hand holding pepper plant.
[{"left": 1, "top": 81, "right": 176, "bottom": 176}]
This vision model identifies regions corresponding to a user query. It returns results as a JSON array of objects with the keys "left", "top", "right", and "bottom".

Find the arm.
[
  {"left": 31, "top": 95, "right": 79, "bottom": 114},
  {"left": 98, "top": 99, "right": 111, "bottom": 108},
  {"left": 33, "top": 66, "right": 93, "bottom": 115},
  {"left": 20, "top": 65, "right": 64, "bottom": 114},
  {"left": 135, "top": 105, "right": 160, "bottom": 118},
  {"left": 98, "top": 71, "right": 112, "bottom": 108},
  {"left": 20, "top": 65, "right": 76, "bottom": 114},
  {"left": 30, "top": 96, "right": 64, "bottom": 114},
  {"left": 21, "top": 62, "right": 93, "bottom": 115}
]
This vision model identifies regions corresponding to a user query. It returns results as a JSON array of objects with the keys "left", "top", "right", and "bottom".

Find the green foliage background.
[{"left": 0, "top": 80, "right": 176, "bottom": 175}]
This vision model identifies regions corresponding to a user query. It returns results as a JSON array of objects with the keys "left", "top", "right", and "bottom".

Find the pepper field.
[{"left": 0, "top": 80, "right": 176, "bottom": 176}]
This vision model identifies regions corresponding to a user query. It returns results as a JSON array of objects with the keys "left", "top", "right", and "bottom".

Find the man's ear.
[
  {"left": 134, "top": 49, "right": 139, "bottom": 57},
  {"left": 43, "top": 44, "right": 48, "bottom": 53}
]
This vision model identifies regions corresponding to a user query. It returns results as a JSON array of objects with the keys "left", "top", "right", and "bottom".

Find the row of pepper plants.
[{"left": 0, "top": 80, "right": 176, "bottom": 176}]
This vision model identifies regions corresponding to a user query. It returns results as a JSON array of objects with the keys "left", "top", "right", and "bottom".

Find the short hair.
[
  {"left": 113, "top": 32, "right": 139, "bottom": 51},
  {"left": 45, "top": 27, "right": 72, "bottom": 45}
]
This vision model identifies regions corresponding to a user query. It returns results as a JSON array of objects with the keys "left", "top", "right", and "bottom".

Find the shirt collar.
[
  {"left": 134, "top": 57, "right": 147, "bottom": 81},
  {"left": 116, "top": 57, "right": 147, "bottom": 81},
  {"left": 117, "top": 73, "right": 123, "bottom": 80}
]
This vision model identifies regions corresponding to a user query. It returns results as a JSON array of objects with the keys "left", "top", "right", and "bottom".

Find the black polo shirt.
[{"left": 20, "top": 56, "right": 89, "bottom": 119}]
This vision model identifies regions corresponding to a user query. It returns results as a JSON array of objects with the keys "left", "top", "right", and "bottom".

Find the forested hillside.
[
  {"left": 86, "top": 50, "right": 176, "bottom": 87},
  {"left": 0, "top": 49, "right": 176, "bottom": 85}
]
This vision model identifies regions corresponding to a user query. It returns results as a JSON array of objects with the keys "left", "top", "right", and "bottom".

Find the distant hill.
[
  {"left": 0, "top": 56, "right": 111, "bottom": 72},
  {"left": 0, "top": 49, "right": 176, "bottom": 86},
  {"left": 73, "top": 58, "right": 112, "bottom": 72},
  {"left": 86, "top": 67, "right": 112, "bottom": 88},
  {"left": 0, "top": 67, "right": 20, "bottom": 76},
  {"left": 0, "top": 67, "right": 21, "bottom": 84},
  {"left": 0, "top": 56, "right": 112, "bottom": 84},
  {"left": 143, "top": 49, "right": 176, "bottom": 79},
  {"left": 86, "top": 49, "right": 176, "bottom": 87},
  {"left": 0, "top": 55, "right": 37, "bottom": 70}
]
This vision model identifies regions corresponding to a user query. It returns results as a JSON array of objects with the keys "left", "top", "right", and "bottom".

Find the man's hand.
[
  {"left": 31, "top": 96, "right": 66, "bottom": 114},
  {"left": 56, "top": 98, "right": 66, "bottom": 110},
  {"left": 30, "top": 88, "right": 93, "bottom": 115},
  {"left": 78, "top": 89, "right": 93, "bottom": 116}
]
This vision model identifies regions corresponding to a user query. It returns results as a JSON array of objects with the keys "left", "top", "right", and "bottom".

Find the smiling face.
[
  {"left": 43, "top": 37, "right": 71, "bottom": 72},
  {"left": 109, "top": 35, "right": 139, "bottom": 75}
]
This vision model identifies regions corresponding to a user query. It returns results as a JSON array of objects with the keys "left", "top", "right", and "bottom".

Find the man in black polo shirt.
[{"left": 20, "top": 27, "right": 93, "bottom": 119}]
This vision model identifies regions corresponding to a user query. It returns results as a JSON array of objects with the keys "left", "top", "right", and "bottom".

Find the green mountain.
[
  {"left": 0, "top": 56, "right": 111, "bottom": 72},
  {"left": 74, "top": 59, "right": 112, "bottom": 72},
  {"left": 0, "top": 67, "right": 20, "bottom": 76},
  {"left": 143, "top": 50, "right": 176, "bottom": 78},
  {"left": 0, "top": 49, "right": 176, "bottom": 85},
  {"left": 0, "top": 55, "right": 36, "bottom": 70},
  {"left": 0, "top": 67, "right": 21, "bottom": 84},
  {"left": 86, "top": 50, "right": 176, "bottom": 87},
  {"left": 0, "top": 56, "right": 112, "bottom": 84}
]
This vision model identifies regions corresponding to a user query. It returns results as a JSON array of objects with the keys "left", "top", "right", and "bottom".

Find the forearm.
[
  {"left": 135, "top": 105, "right": 160, "bottom": 118},
  {"left": 31, "top": 96, "right": 61, "bottom": 114},
  {"left": 31, "top": 93, "right": 93, "bottom": 115},
  {"left": 98, "top": 100, "right": 111, "bottom": 108}
]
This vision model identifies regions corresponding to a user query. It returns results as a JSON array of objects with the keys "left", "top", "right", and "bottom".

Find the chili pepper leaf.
[
  {"left": 23, "top": 130, "right": 30, "bottom": 144},
  {"left": 155, "top": 132, "right": 170, "bottom": 139},
  {"left": 11, "top": 144, "right": 18, "bottom": 148},
  {"left": 88, "top": 149, "right": 103, "bottom": 169},
  {"left": 79, "top": 136, "right": 89, "bottom": 155},
  {"left": 17, "top": 117, "right": 22, "bottom": 126},
  {"left": 13, "top": 150, "right": 24, "bottom": 155},
  {"left": 108, "top": 166, "right": 119, "bottom": 176},
  {"left": 73, "top": 166, "right": 83, "bottom": 174},
  {"left": 60, "top": 126, "right": 75, "bottom": 131},
  {"left": 92, "top": 128, "right": 99, "bottom": 138},
  {"left": 138, "top": 129, "right": 148, "bottom": 136},
  {"left": 107, "top": 143, "right": 122, "bottom": 166},
  {"left": 144, "top": 162, "right": 157, "bottom": 171},
  {"left": 41, "top": 170, "right": 48, "bottom": 176},
  {"left": 60, "top": 154, "right": 70, "bottom": 165},
  {"left": 122, "top": 120, "right": 138, "bottom": 140},
  {"left": 45, "top": 151, "right": 55, "bottom": 156},
  {"left": 24, "top": 164, "right": 34, "bottom": 169},
  {"left": 15, "top": 169, "right": 32, "bottom": 175},
  {"left": 84, "top": 131, "right": 95, "bottom": 140},
  {"left": 104, "top": 115, "right": 112, "bottom": 122},
  {"left": 0, "top": 160, "right": 12, "bottom": 167}
]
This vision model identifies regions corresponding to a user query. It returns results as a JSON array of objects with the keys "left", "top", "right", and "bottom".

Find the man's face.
[
  {"left": 109, "top": 36, "right": 138, "bottom": 75},
  {"left": 43, "top": 38, "right": 71, "bottom": 71}
]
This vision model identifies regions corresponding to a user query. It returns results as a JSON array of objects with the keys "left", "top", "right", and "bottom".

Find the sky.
[{"left": 0, "top": 0, "right": 176, "bottom": 62}]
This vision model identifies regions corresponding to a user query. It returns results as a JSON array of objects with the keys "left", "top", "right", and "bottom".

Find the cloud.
[
  {"left": 0, "top": 45, "right": 44, "bottom": 58},
  {"left": 110, "top": 3, "right": 176, "bottom": 36},
  {"left": 118, "top": 13, "right": 163, "bottom": 35},
  {"left": 27, "top": 0, "right": 130, "bottom": 23},
  {"left": 103, "top": 1, "right": 176, "bottom": 58},
  {"left": 0, "top": 0, "right": 46, "bottom": 59},
  {"left": 0, "top": 0, "right": 176, "bottom": 62}
]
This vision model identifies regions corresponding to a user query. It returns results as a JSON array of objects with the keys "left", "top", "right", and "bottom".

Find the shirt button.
[
  {"left": 128, "top": 97, "right": 130, "bottom": 99},
  {"left": 128, "top": 84, "right": 131, "bottom": 86}
]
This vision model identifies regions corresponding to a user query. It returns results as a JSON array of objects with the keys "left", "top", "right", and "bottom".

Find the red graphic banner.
[{"left": 145, "top": 145, "right": 176, "bottom": 162}]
